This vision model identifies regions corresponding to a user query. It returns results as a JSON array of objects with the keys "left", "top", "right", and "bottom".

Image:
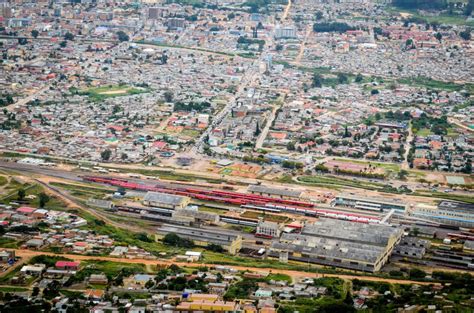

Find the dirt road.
[{"left": 11, "top": 249, "right": 437, "bottom": 286}]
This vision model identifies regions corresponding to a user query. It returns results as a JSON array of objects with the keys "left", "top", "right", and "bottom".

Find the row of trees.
[
  {"left": 173, "top": 101, "right": 211, "bottom": 112},
  {"left": 313, "top": 22, "right": 355, "bottom": 33}
]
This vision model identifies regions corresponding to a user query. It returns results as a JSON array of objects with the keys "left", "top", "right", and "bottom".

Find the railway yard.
[{"left": 0, "top": 159, "right": 473, "bottom": 275}]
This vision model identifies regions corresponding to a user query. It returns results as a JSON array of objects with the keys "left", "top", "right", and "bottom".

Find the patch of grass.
[
  {"left": 102, "top": 166, "right": 232, "bottom": 185},
  {"left": 0, "top": 286, "right": 28, "bottom": 292},
  {"left": 297, "top": 175, "right": 385, "bottom": 191},
  {"left": 181, "top": 129, "right": 201, "bottom": 138},
  {"left": 81, "top": 260, "right": 146, "bottom": 277},
  {"left": 0, "top": 175, "right": 8, "bottom": 187},
  {"left": 415, "top": 128, "right": 433, "bottom": 137},
  {"left": 50, "top": 182, "right": 112, "bottom": 200},
  {"left": 387, "top": 6, "right": 474, "bottom": 27},
  {"left": 198, "top": 206, "right": 227, "bottom": 214},
  {"left": 333, "top": 158, "right": 401, "bottom": 173},
  {"left": 78, "top": 85, "right": 149, "bottom": 101},
  {"left": 413, "top": 191, "right": 474, "bottom": 204},
  {"left": 0, "top": 183, "right": 67, "bottom": 210},
  {"left": 266, "top": 273, "right": 292, "bottom": 283},
  {"left": 0, "top": 237, "right": 21, "bottom": 248},
  {"left": 397, "top": 77, "right": 474, "bottom": 93},
  {"left": 241, "top": 210, "right": 289, "bottom": 223}
]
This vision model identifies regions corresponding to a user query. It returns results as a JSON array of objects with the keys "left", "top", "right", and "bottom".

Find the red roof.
[
  {"left": 152, "top": 141, "right": 167, "bottom": 149},
  {"left": 17, "top": 207, "right": 36, "bottom": 214},
  {"left": 55, "top": 261, "right": 80, "bottom": 268}
]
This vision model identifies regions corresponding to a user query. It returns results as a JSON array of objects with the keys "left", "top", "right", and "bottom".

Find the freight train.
[
  {"left": 82, "top": 176, "right": 314, "bottom": 208},
  {"left": 83, "top": 176, "right": 381, "bottom": 224}
]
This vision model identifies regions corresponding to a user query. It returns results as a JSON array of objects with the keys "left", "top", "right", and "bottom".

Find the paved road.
[
  {"left": 10, "top": 249, "right": 438, "bottom": 285},
  {"left": 281, "top": 0, "right": 292, "bottom": 21},
  {"left": 5, "top": 86, "right": 49, "bottom": 112},
  {"left": 255, "top": 102, "right": 282, "bottom": 149},
  {"left": 448, "top": 117, "right": 473, "bottom": 133}
]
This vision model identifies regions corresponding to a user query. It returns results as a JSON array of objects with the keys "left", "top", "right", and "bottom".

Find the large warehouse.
[
  {"left": 269, "top": 218, "right": 403, "bottom": 272},
  {"left": 143, "top": 191, "right": 190, "bottom": 210},
  {"left": 155, "top": 224, "right": 242, "bottom": 255}
]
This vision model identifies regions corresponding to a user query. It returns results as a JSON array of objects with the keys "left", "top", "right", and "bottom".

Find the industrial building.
[
  {"left": 393, "top": 237, "right": 430, "bottom": 259},
  {"left": 143, "top": 192, "right": 190, "bottom": 210},
  {"left": 172, "top": 208, "right": 219, "bottom": 224},
  {"left": 247, "top": 185, "right": 302, "bottom": 199},
  {"left": 256, "top": 220, "right": 282, "bottom": 238},
  {"left": 333, "top": 194, "right": 407, "bottom": 212},
  {"left": 269, "top": 218, "right": 403, "bottom": 272},
  {"left": 408, "top": 201, "right": 474, "bottom": 228},
  {"left": 155, "top": 224, "right": 242, "bottom": 255}
]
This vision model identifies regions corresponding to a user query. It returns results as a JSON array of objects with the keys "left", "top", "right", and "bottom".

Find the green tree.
[
  {"left": 254, "top": 122, "right": 261, "bottom": 136},
  {"left": 315, "top": 11, "right": 324, "bottom": 20},
  {"left": 460, "top": 28, "right": 471, "bottom": 41},
  {"left": 101, "top": 149, "right": 112, "bottom": 161},
  {"left": 64, "top": 32, "right": 74, "bottom": 41},
  {"left": 145, "top": 279, "right": 154, "bottom": 289},
  {"left": 435, "top": 32, "right": 442, "bottom": 42},
  {"left": 337, "top": 73, "right": 348, "bottom": 84},
  {"left": 163, "top": 90, "right": 174, "bottom": 102},
  {"left": 312, "top": 73, "right": 323, "bottom": 88},
  {"left": 354, "top": 73, "right": 363, "bottom": 83},
  {"left": 409, "top": 268, "right": 426, "bottom": 279},
  {"left": 59, "top": 41, "right": 67, "bottom": 48},
  {"left": 17, "top": 188, "right": 26, "bottom": 201},
  {"left": 117, "top": 31, "right": 130, "bottom": 42},
  {"left": 287, "top": 141, "right": 296, "bottom": 151},
  {"left": 31, "top": 30, "right": 39, "bottom": 38},
  {"left": 38, "top": 192, "right": 50, "bottom": 208}
]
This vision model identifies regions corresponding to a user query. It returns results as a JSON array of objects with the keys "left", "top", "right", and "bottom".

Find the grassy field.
[
  {"left": 50, "top": 182, "right": 112, "bottom": 200},
  {"left": 181, "top": 129, "right": 201, "bottom": 138},
  {"left": 333, "top": 158, "right": 401, "bottom": 173},
  {"left": 0, "top": 286, "right": 29, "bottom": 292},
  {"left": 241, "top": 210, "right": 289, "bottom": 223},
  {"left": 198, "top": 206, "right": 227, "bottom": 214},
  {"left": 397, "top": 77, "right": 474, "bottom": 93},
  {"left": 78, "top": 85, "right": 149, "bottom": 101},
  {"left": 415, "top": 128, "right": 433, "bottom": 136},
  {"left": 414, "top": 191, "right": 474, "bottom": 204},
  {"left": 0, "top": 175, "right": 7, "bottom": 187},
  {"left": 266, "top": 273, "right": 292, "bottom": 283},
  {"left": 102, "top": 166, "right": 231, "bottom": 185},
  {"left": 296, "top": 175, "right": 385, "bottom": 191},
  {"left": 387, "top": 6, "right": 474, "bottom": 27},
  {"left": 0, "top": 183, "right": 67, "bottom": 211}
]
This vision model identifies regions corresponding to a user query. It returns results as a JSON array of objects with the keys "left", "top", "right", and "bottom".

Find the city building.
[
  {"left": 274, "top": 26, "right": 296, "bottom": 39},
  {"left": 155, "top": 224, "right": 242, "bottom": 255},
  {"left": 269, "top": 218, "right": 403, "bottom": 272},
  {"left": 256, "top": 220, "right": 282, "bottom": 238},
  {"left": 143, "top": 192, "right": 190, "bottom": 210}
]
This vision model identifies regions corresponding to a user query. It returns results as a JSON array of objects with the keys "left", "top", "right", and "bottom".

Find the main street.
[{"left": 7, "top": 249, "right": 439, "bottom": 286}]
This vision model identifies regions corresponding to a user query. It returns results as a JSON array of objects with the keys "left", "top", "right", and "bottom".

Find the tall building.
[
  {"left": 148, "top": 7, "right": 160, "bottom": 19},
  {"left": 167, "top": 18, "right": 185, "bottom": 30},
  {"left": 274, "top": 26, "right": 296, "bottom": 39}
]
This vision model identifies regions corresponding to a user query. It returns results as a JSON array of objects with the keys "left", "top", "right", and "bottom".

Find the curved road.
[{"left": 9, "top": 249, "right": 437, "bottom": 286}]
